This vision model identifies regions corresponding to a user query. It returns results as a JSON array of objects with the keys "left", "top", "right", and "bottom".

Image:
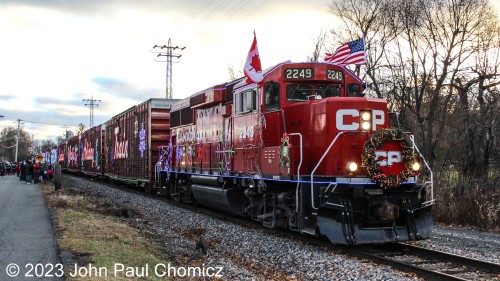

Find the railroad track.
[
  {"left": 159, "top": 196, "right": 500, "bottom": 281},
  {"left": 141, "top": 195, "right": 500, "bottom": 280},
  {"left": 67, "top": 174, "right": 500, "bottom": 280},
  {"left": 339, "top": 243, "right": 500, "bottom": 281}
]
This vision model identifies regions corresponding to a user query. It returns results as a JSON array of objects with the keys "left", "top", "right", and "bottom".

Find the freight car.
[
  {"left": 58, "top": 98, "right": 176, "bottom": 192},
  {"left": 103, "top": 98, "right": 176, "bottom": 191},
  {"left": 81, "top": 124, "right": 104, "bottom": 177},
  {"left": 57, "top": 139, "right": 67, "bottom": 171},
  {"left": 66, "top": 134, "right": 80, "bottom": 173},
  {"left": 157, "top": 61, "right": 434, "bottom": 244}
]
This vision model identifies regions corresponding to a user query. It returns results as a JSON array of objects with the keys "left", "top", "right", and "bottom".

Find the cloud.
[
  {"left": 0, "top": 94, "right": 18, "bottom": 101},
  {"left": 92, "top": 76, "right": 163, "bottom": 100},
  {"left": 0, "top": 0, "right": 201, "bottom": 15},
  {"left": 0, "top": 0, "right": 337, "bottom": 143}
]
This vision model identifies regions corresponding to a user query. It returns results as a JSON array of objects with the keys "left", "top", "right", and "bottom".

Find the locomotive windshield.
[{"left": 286, "top": 84, "right": 341, "bottom": 101}]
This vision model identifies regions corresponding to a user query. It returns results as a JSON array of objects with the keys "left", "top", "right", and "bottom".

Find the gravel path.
[{"left": 59, "top": 175, "right": 499, "bottom": 280}]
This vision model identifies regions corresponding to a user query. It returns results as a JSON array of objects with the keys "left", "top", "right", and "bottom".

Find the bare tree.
[
  {"left": 451, "top": 5, "right": 500, "bottom": 178},
  {"left": 327, "top": 0, "right": 500, "bottom": 177},
  {"left": 0, "top": 127, "right": 33, "bottom": 162},
  {"left": 75, "top": 123, "right": 86, "bottom": 135},
  {"left": 328, "top": 0, "right": 396, "bottom": 94},
  {"left": 307, "top": 31, "right": 327, "bottom": 62},
  {"left": 40, "top": 139, "right": 57, "bottom": 151},
  {"left": 228, "top": 63, "right": 244, "bottom": 81}
]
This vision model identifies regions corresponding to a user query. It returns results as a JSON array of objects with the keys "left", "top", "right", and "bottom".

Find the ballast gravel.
[
  {"left": 59, "top": 175, "right": 499, "bottom": 280},
  {"left": 409, "top": 224, "right": 500, "bottom": 264}
]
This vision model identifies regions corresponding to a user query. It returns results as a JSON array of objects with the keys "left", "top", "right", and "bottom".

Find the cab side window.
[
  {"left": 346, "top": 83, "right": 362, "bottom": 97},
  {"left": 264, "top": 82, "right": 280, "bottom": 111},
  {"left": 235, "top": 88, "right": 257, "bottom": 115}
]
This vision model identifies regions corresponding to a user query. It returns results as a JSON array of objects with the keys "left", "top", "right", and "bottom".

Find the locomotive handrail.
[
  {"left": 310, "top": 132, "right": 345, "bottom": 210},
  {"left": 287, "top": 133, "right": 303, "bottom": 212},
  {"left": 411, "top": 140, "right": 435, "bottom": 206}
]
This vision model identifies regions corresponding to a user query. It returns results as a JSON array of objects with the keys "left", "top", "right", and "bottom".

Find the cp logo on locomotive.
[
  {"left": 335, "top": 109, "right": 384, "bottom": 130},
  {"left": 374, "top": 151, "right": 402, "bottom": 166}
]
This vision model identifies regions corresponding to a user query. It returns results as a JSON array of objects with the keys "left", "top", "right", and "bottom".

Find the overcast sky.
[
  {"left": 0, "top": 0, "right": 335, "bottom": 142},
  {"left": 2, "top": 0, "right": 499, "bottom": 144}
]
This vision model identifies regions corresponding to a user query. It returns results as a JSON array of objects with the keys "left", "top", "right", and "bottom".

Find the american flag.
[{"left": 324, "top": 38, "right": 366, "bottom": 65}]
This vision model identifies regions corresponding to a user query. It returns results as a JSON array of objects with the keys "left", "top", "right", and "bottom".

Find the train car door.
[
  {"left": 260, "top": 82, "right": 284, "bottom": 176},
  {"left": 232, "top": 87, "right": 261, "bottom": 175}
]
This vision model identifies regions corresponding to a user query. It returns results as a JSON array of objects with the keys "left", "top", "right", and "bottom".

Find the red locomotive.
[
  {"left": 159, "top": 61, "right": 434, "bottom": 244},
  {"left": 57, "top": 61, "right": 434, "bottom": 244}
]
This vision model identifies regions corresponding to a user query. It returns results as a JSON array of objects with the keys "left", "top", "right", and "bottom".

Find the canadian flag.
[{"left": 244, "top": 32, "right": 263, "bottom": 84}]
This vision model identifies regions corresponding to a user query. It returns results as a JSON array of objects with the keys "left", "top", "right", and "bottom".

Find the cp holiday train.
[{"left": 57, "top": 60, "right": 434, "bottom": 245}]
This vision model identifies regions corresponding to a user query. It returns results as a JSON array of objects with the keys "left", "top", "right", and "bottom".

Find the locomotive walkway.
[{"left": 0, "top": 175, "right": 63, "bottom": 280}]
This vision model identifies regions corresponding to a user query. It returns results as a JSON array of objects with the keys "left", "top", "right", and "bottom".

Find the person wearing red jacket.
[{"left": 33, "top": 161, "right": 41, "bottom": 184}]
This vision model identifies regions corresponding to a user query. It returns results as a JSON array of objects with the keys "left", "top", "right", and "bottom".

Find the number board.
[
  {"left": 284, "top": 68, "right": 314, "bottom": 79},
  {"left": 327, "top": 69, "right": 344, "bottom": 81}
]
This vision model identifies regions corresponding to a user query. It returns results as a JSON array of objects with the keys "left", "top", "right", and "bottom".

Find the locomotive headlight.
[
  {"left": 347, "top": 161, "right": 358, "bottom": 172},
  {"left": 361, "top": 121, "right": 371, "bottom": 130},
  {"left": 360, "top": 111, "right": 371, "bottom": 131},
  {"left": 412, "top": 161, "right": 421, "bottom": 172},
  {"left": 361, "top": 111, "right": 371, "bottom": 121}
]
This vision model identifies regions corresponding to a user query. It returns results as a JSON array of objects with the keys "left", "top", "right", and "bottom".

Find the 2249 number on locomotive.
[{"left": 284, "top": 68, "right": 314, "bottom": 79}]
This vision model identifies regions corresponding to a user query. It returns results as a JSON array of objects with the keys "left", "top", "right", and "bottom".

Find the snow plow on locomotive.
[{"left": 158, "top": 61, "right": 434, "bottom": 245}]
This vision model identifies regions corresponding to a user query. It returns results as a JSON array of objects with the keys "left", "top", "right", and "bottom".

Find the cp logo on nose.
[{"left": 375, "top": 151, "right": 402, "bottom": 166}]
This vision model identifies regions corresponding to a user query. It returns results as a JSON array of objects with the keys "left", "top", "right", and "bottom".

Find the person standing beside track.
[
  {"left": 33, "top": 160, "right": 40, "bottom": 184},
  {"left": 0, "top": 162, "right": 4, "bottom": 177},
  {"left": 20, "top": 160, "right": 26, "bottom": 181},
  {"left": 15, "top": 162, "right": 20, "bottom": 177},
  {"left": 25, "top": 160, "right": 33, "bottom": 184},
  {"left": 6, "top": 162, "right": 11, "bottom": 175}
]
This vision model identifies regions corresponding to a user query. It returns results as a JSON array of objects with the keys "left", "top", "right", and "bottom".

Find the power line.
[
  {"left": 152, "top": 38, "right": 185, "bottom": 99},
  {"left": 83, "top": 95, "right": 101, "bottom": 128}
]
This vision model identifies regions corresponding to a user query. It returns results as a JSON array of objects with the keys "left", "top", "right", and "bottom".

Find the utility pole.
[
  {"left": 83, "top": 95, "right": 101, "bottom": 128},
  {"left": 152, "top": 38, "right": 185, "bottom": 99},
  {"left": 15, "top": 119, "right": 23, "bottom": 162}
]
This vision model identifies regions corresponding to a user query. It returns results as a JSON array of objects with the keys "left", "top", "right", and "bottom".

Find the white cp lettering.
[
  {"left": 375, "top": 151, "right": 402, "bottom": 166},
  {"left": 336, "top": 109, "right": 385, "bottom": 130},
  {"left": 336, "top": 109, "right": 359, "bottom": 130},
  {"left": 372, "top": 110, "right": 384, "bottom": 130}
]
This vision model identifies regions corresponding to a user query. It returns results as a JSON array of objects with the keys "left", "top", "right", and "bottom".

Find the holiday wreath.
[{"left": 362, "top": 128, "right": 417, "bottom": 189}]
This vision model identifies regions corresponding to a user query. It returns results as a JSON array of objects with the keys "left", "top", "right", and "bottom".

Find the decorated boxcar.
[
  {"left": 57, "top": 140, "right": 68, "bottom": 171},
  {"left": 81, "top": 124, "right": 104, "bottom": 177},
  {"left": 66, "top": 135, "right": 80, "bottom": 173},
  {"left": 104, "top": 98, "right": 176, "bottom": 191}
]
